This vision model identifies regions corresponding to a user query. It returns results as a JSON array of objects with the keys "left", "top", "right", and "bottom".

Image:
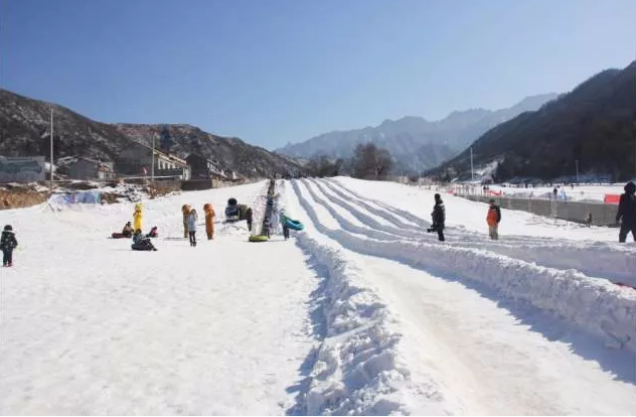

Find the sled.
[
  {"left": 248, "top": 235, "right": 269, "bottom": 243},
  {"left": 111, "top": 232, "right": 131, "bottom": 239},
  {"left": 285, "top": 219, "right": 304, "bottom": 231}
]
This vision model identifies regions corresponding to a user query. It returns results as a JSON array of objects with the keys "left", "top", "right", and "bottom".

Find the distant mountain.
[
  {"left": 0, "top": 89, "right": 304, "bottom": 179},
  {"left": 433, "top": 61, "right": 635, "bottom": 183},
  {"left": 275, "top": 93, "right": 559, "bottom": 174}
]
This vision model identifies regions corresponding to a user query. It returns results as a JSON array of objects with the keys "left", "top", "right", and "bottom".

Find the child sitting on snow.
[
  {"left": 132, "top": 229, "right": 157, "bottom": 251},
  {"left": 122, "top": 222, "right": 134, "bottom": 238}
]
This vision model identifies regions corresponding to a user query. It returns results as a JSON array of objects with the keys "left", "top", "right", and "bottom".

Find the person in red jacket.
[{"left": 486, "top": 199, "right": 502, "bottom": 240}]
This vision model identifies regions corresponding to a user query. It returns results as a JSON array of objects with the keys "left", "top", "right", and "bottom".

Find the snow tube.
[
  {"left": 285, "top": 219, "right": 304, "bottom": 231},
  {"left": 248, "top": 235, "right": 269, "bottom": 243},
  {"left": 131, "top": 242, "right": 156, "bottom": 251},
  {"left": 111, "top": 232, "right": 131, "bottom": 239}
]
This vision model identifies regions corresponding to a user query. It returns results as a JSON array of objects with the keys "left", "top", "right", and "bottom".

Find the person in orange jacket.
[
  {"left": 486, "top": 198, "right": 502, "bottom": 240},
  {"left": 182, "top": 204, "right": 191, "bottom": 238},
  {"left": 203, "top": 203, "right": 216, "bottom": 240}
]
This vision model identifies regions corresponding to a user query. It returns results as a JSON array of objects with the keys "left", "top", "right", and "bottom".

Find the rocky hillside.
[
  {"left": 276, "top": 93, "right": 558, "bottom": 174},
  {"left": 0, "top": 89, "right": 304, "bottom": 179},
  {"left": 434, "top": 61, "right": 635, "bottom": 182},
  {"left": 114, "top": 123, "right": 304, "bottom": 179}
]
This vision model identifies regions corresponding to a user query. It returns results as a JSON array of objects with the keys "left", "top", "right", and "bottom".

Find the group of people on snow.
[{"left": 429, "top": 180, "right": 635, "bottom": 243}]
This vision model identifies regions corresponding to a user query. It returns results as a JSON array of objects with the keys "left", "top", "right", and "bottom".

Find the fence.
[{"left": 460, "top": 194, "right": 619, "bottom": 226}]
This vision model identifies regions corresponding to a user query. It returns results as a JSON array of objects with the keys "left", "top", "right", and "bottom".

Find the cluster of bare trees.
[{"left": 306, "top": 143, "right": 394, "bottom": 180}]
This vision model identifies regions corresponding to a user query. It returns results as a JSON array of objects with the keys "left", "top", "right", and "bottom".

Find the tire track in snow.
[
  {"left": 291, "top": 179, "right": 636, "bottom": 353},
  {"left": 323, "top": 179, "right": 636, "bottom": 285}
]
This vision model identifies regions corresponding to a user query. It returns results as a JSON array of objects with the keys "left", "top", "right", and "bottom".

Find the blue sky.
[{"left": 1, "top": 0, "right": 635, "bottom": 149}]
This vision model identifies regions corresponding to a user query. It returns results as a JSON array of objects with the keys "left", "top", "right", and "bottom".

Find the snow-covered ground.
[
  {"left": 453, "top": 183, "right": 625, "bottom": 202},
  {"left": 1, "top": 177, "right": 635, "bottom": 415}
]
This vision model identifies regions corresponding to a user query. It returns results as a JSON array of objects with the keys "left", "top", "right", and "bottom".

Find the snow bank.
[
  {"left": 292, "top": 180, "right": 636, "bottom": 353},
  {"left": 279, "top": 181, "right": 451, "bottom": 415},
  {"left": 294, "top": 233, "right": 409, "bottom": 415},
  {"left": 323, "top": 179, "right": 635, "bottom": 285}
]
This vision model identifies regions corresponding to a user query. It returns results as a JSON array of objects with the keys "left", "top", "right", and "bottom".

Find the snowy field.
[{"left": 1, "top": 177, "right": 635, "bottom": 415}]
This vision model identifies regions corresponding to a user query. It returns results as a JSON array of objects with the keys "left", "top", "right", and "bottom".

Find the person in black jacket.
[
  {"left": 616, "top": 181, "right": 636, "bottom": 243},
  {"left": 0, "top": 225, "right": 18, "bottom": 267},
  {"left": 426, "top": 193, "right": 446, "bottom": 242}
]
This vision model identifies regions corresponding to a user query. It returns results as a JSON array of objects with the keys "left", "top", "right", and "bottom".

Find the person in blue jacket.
[{"left": 188, "top": 208, "right": 199, "bottom": 247}]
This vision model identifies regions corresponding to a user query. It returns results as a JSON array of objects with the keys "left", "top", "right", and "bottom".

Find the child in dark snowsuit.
[
  {"left": 132, "top": 229, "right": 157, "bottom": 251},
  {"left": 1, "top": 225, "right": 18, "bottom": 267}
]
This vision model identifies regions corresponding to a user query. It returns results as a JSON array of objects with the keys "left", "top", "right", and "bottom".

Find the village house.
[
  {"left": 116, "top": 143, "right": 191, "bottom": 180},
  {"left": 65, "top": 157, "right": 116, "bottom": 181}
]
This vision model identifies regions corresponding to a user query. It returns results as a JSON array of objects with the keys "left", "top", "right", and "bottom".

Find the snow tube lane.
[
  {"left": 313, "top": 179, "right": 424, "bottom": 230},
  {"left": 325, "top": 178, "right": 636, "bottom": 287},
  {"left": 288, "top": 179, "right": 636, "bottom": 415},
  {"left": 290, "top": 180, "right": 636, "bottom": 354},
  {"left": 301, "top": 179, "right": 425, "bottom": 240}
]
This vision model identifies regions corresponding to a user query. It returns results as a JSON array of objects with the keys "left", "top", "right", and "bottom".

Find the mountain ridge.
[
  {"left": 0, "top": 89, "right": 304, "bottom": 179},
  {"left": 275, "top": 93, "right": 559, "bottom": 173}
]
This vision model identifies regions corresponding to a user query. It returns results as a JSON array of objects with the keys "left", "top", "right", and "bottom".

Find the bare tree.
[{"left": 352, "top": 143, "right": 393, "bottom": 180}]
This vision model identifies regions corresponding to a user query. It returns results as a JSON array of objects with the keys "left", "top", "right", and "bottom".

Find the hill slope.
[
  {"left": 434, "top": 61, "right": 635, "bottom": 182},
  {"left": 0, "top": 89, "right": 303, "bottom": 179},
  {"left": 276, "top": 94, "right": 558, "bottom": 174}
]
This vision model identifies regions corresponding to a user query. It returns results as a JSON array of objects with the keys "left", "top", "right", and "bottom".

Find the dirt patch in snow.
[{"left": 0, "top": 186, "right": 50, "bottom": 210}]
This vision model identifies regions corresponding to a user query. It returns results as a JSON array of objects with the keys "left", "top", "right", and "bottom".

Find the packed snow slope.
[
  {"left": 281, "top": 177, "right": 635, "bottom": 415},
  {"left": 0, "top": 182, "right": 319, "bottom": 415},
  {"left": 1, "top": 177, "right": 635, "bottom": 415}
]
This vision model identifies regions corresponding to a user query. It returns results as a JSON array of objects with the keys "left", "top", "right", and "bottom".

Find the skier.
[
  {"left": 188, "top": 208, "right": 199, "bottom": 247},
  {"left": 1, "top": 225, "right": 18, "bottom": 267},
  {"left": 486, "top": 198, "right": 502, "bottom": 240},
  {"left": 427, "top": 193, "right": 446, "bottom": 242},
  {"left": 616, "top": 181, "right": 636, "bottom": 243}
]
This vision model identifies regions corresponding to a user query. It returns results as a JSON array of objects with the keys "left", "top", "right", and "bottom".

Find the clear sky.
[{"left": 1, "top": 0, "right": 634, "bottom": 149}]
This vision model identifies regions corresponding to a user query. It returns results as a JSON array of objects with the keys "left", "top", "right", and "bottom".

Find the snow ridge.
[
  {"left": 278, "top": 181, "right": 448, "bottom": 415},
  {"left": 292, "top": 179, "right": 636, "bottom": 353},
  {"left": 327, "top": 179, "right": 636, "bottom": 286}
]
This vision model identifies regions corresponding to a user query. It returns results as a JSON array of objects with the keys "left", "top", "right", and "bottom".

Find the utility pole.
[
  {"left": 151, "top": 134, "right": 156, "bottom": 184},
  {"left": 575, "top": 160, "right": 579, "bottom": 184},
  {"left": 470, "top": 146, "right": 474, "bottom": 182},
  {"left": 50, "top": 108, "right": 54, "bottom": 190}
]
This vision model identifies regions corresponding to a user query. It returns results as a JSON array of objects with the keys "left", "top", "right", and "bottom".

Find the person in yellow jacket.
[
  {"left": 133, "top": 203, "right": 143, "bottom": 232},
  {"left": 204, "top": 203, "right": 216, "bottom": 240},
  {"left": 182, "top": 204, "right": 191, "bottom": 238}
]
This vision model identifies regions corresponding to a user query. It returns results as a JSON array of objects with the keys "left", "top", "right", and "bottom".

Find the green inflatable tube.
[{"left": 249, "top": 235, "right": 269, "bottom": 242}]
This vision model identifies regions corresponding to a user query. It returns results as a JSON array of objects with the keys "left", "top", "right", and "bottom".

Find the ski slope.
[{"left": 1, "top": 178, "right": 635, "bottom": 415}]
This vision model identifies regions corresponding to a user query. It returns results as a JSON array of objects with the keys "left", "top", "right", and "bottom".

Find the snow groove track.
[
  {"left": 326, "top": 178, "right": 636, "bottom": 285},
  {"left": 292, "top": 179, "right": 636, "bottom": 353},
  {"left": 280, "top": 181, "right": 456, "bottom": 416}
]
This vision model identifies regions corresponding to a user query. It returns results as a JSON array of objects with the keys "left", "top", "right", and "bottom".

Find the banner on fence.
[
  {"left": 0, "top": 156, "right": 45, "bottom": 183},
  {"left": 604, "top": 194, "right": 620, "bottom": 204},
  {"left": 48, "top": 191, "right": 103, "bottom": 208}
]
